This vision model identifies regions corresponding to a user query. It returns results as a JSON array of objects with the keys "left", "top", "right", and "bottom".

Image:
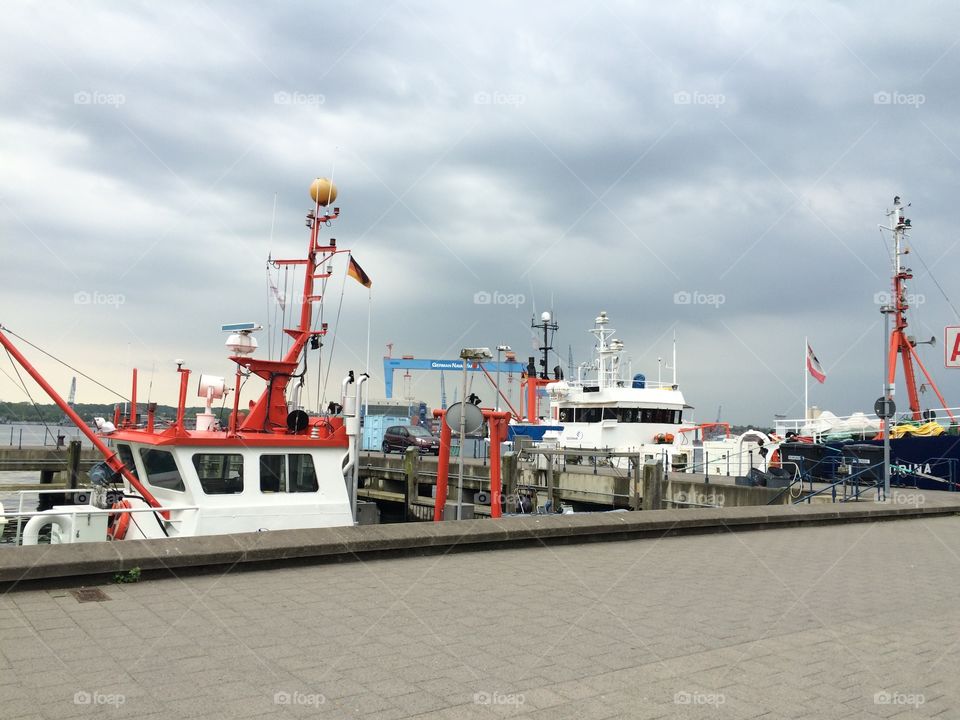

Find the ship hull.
[{"left": 823, "top": 436, "right": 960, "bottom": 491}]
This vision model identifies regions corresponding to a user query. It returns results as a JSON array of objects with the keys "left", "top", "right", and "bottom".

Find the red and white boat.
[{"left": 1, "top": 179, "right": 371, "bottom": 544}]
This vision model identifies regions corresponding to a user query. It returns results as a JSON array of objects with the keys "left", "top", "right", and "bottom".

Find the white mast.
[
  {"left": 804, "top": 335, "right": 808, "bottom": 421},
  {"left": 672, "top": 331, "right": 677, "bottom": 386}
]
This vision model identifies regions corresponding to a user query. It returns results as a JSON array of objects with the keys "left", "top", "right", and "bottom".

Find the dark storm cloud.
[{"left": 3, "top": 1, "right": 960, "bottom": 423}]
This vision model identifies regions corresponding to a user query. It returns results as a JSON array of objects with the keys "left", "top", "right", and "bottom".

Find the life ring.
[{"left": 108, "top": 500, "right": 132, "bottom": 540}]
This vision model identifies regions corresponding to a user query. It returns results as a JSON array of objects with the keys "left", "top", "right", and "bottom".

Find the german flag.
[{"left": 347, "top": 254, "right": 372, "bottom": 288}]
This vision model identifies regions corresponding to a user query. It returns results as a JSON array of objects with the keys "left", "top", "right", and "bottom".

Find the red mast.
[
  {"left": 234, "top": 179, "right": 344, "bottom": 433},
  {"left": 883, "top": 197, "right": 954, "bottom": 422}
]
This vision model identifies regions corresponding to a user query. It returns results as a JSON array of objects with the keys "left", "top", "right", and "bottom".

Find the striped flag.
[
  {"left": 807, "top": 343, "right": 826, "bottom": 384},
  {"left": 347, "top": 255, "right": 372, "bottom": 288}
]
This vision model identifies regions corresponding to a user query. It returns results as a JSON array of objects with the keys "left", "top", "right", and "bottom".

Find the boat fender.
[
  {"left": 769, "top": 449, "right": 780, "bottom": 469},
  {"left": 108, "top": 500, "right": 132, "bottom": 541}
]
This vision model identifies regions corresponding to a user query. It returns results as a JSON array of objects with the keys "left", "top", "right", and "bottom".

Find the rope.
[
  {"left": 1, "top": 326, "right": 129, "bottom": 401},
  {"left": 320, "top": 261, "right": 349, "bottom": 408},
  {"left": 911, "top": 242, "right": 960, "bottom": 321},
  {"left": 3, "top": 347, "right": 57, "bottom": 445}
]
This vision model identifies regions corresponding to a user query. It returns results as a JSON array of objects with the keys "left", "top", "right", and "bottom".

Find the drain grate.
[{"left": 70, "top": 587, "right": 111, "bottom": 603}]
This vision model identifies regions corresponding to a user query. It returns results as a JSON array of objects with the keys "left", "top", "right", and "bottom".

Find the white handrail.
[{"left": 4, "top": 505, "right": 199, "bottom": 520}]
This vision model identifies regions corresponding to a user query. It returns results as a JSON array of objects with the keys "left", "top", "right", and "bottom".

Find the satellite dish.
[{"left": 444, "top": 402, "right": 484, "bottom": 434}]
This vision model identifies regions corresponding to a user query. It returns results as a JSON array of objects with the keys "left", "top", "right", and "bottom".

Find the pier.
[
  {"left": 358, "top": 448, "right": 792, "bottom": 521},
  {"left": 1, "top": 496, "right": 958, "bottom": 718}
]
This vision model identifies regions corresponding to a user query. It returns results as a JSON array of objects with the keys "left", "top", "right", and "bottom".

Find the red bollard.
[
  {"left": 433, "top": 413, "right": 452, "bottom": 521},
  {"left": 489, "top": 417, "right": 503, "bottom": 518}
]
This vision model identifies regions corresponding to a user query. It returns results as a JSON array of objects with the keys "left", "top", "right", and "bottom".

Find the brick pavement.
[{"left": 2, "top": 515, "right": 959, "bottom": 719}]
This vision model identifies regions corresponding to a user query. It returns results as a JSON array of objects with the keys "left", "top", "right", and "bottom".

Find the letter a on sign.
[{"left": 946, "top": 326, "right": 960, "bottom": 368}]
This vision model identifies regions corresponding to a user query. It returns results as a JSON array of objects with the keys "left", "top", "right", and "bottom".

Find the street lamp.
[
  {"left": 457, "top": 347, "right": 492, "bottom": 519},
  {"left": 495, "top": 344, "right": 511, "bottom": 412}
]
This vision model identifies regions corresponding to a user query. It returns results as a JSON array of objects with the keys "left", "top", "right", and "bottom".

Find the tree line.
[{"left": 0, "top": 402, "right": 210, "bottom": 424}]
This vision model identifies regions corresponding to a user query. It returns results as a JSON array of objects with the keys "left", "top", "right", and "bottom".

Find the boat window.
[
  {"left": 559, "top": 408, "right": 573, "bottom": 422},
  {"left": 139, "top": 449, "right": 185, "bottom": 492},
  {"left": 259, "top": 454, "right": 319, "bottom": 493},
  {"left": 116, "top": 443, "right": 139, "bottom": 479},
  {"left": 260, "top": 454, "right": 286, "bottom": 492},
  {"left": 576, "top": 407, "right": 602, "bottom": 423},
  {"left": 192, "top": 453, "right": 244, "bottom": 495},
  {"left": 640, "top": 409, "right": 653, "bottom": 423},
  {"left": 619, "top": 409, "right": 639, "bottom": 423},
  {"left": 602, "top": 408, "right": 618, "bottom": 420},
  {"left": 289, "top": 454, "right": 319, "bottom": 493}
]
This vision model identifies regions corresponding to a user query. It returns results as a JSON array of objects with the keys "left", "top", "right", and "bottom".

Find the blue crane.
[{"left": 382, "top": 357, "right": 526, "bottom": 399}]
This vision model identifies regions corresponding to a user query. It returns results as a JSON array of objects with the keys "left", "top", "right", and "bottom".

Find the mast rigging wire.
[
  {"left": 320, "top": 260, "right": 349, "bottom": 409},
  {"left": 3, "top": 347, "right": 57, "bottom": 445},
  {"left": 910, "top": 242, "right": 960, "bottom": 321},
  {"left": 1, "top": 326, "right": 129, "bottom": 401}
]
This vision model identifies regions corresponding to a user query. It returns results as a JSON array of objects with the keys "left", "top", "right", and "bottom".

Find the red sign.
[{"left": 946, "top": 326, "right": 960, "bottom": 368}]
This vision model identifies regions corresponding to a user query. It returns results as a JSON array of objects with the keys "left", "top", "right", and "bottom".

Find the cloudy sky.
[{"left": 2, "top": 1, "right": 960, "bottom": 425}]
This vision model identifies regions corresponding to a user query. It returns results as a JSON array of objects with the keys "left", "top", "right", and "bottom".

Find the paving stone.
[{"left": 2, "top": 516, "right": 960, "bottom": 718}]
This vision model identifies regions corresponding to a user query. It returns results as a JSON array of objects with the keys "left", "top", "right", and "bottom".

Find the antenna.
[{"left": 531, "top": 311, "right": 559, "bottom": 380}]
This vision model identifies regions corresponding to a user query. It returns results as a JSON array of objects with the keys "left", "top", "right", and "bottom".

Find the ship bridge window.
[
  {"left": 139, "top": 449, "right": 184, "bottom": 492},
  {"left": 259, "top": 454, "right": 319, "bottom": 493},
  {"left": 192, "top": 453, "right": 244, "bottom": 495},
  {"left": 619, "top": 409, "right": 639, "bottom": 423},
  {"left": 574, "top": 408, "right": 602, "bottom": 423},
  {"left": 635, "top": 409, "right": 682, "bottom": 424},
  {"left": 559, "top": 408, "right": 573, "bottom": 422},
  {"left": 602, "top": 408, "right": 618, "bottom": 420},
  {"left": 116, "top": 444, "right": 139, "bottom": 479}
]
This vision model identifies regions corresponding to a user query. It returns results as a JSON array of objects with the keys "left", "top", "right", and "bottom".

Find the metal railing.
[
  {"left": 775, "top": 406, "right": 960, "bottom": 441},
  {"left": 768, "top": 448, "right": 959, "bottom": 505},
  {"left": 3, "top": 489, "right": 196, "bottom": 545}
]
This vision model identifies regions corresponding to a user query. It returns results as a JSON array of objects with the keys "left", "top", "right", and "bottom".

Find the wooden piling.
[{"left": 403, "top": 447, "right": 418, "bottom": 521}]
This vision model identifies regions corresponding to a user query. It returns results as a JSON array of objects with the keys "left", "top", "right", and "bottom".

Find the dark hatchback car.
[{"left": 382, "top": 425, "right": 441, "bottom": 455}]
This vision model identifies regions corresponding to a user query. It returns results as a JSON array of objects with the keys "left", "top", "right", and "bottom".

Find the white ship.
[{"left": 535, "top": 311, "right": 778, "bottom": 478}]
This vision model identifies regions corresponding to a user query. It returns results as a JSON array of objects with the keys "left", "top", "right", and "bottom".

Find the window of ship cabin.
[
  {"left": 260, "top": 455, "right": 285, "bottom": 492},
  {"left": 559, "top": 408, "right": 573, "bottom": 422},
  {"left": 575, "top": 407, "right": 602, "bottom": 423},
  {"left": 288, "top": 454, "right": 319, "bottom": 493},
  {"left": 139, "top": 449, "right": 185, "bottom": 492},
  {"left": 602, "top": 408, "right": 618, "bottom": 420},
  {"left": 116, "top": 443, "right": 139, "bottom": 479},
  {"left": 259, "top": 454, "right": 319, "bottom": 493},
  {"left": 192, "top": 453, "right": 244, "bottom": 495},
  {"left": 619, "top": 408, "right": 639, "bottom": 423}
]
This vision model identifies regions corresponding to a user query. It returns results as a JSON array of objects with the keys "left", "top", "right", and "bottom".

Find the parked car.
[{"left": 382, "top": 425, "right": 441, "bottom": 455}]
